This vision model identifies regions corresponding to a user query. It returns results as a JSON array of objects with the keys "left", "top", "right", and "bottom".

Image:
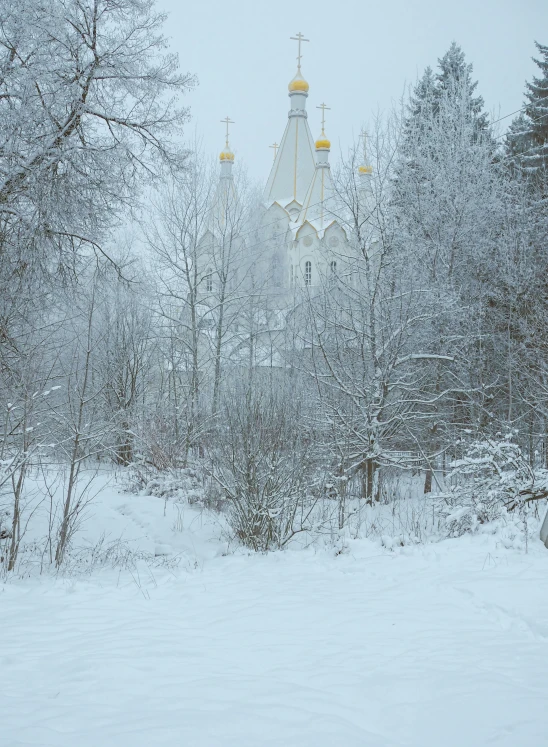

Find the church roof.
[
  {"left": 263, "top": 70, "right": 316, "bottom": 211},
  {"left": 293, "top": 134, "right": 336, "bottom": 237},
  {"left": 207, "top": 120, "right": 239, "bottom": 238},
  {"left": 208, "top": 169, "right": 238, "bottom": 237}
]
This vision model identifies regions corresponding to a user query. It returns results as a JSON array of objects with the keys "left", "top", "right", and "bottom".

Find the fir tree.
[
  {"left": 435, "top": 42, "right": 490, "bottom": 132},
  {"left": 522, "top": 41, "right": 548, "bottom": 174},
  {"left": 505, "top": 112, "right": 532, "bottom": 171},
  {"left": 401, "top": 67, "right": 437, "bottom": 152},
  {"left": 402, "top": 42, "right": 491, "bottom": 153},
  {"left": 407, "top": 66, "right": 437, "bottom": 123}
]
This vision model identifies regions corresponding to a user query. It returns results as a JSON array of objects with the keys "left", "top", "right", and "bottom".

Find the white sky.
[{"left": 157, "top": 0, "right": 548, "bottom": 183}]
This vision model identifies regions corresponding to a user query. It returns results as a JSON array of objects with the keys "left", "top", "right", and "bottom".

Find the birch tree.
[{"left": 147, "top": 158, "right": 217, "bottom": 464}]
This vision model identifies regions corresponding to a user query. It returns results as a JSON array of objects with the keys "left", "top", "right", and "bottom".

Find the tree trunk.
[
  {"left": 116, "top": 421, "right": 133, "bottom": 466},
  {"left": 360, "top": 458, "right": 377, "bottom": 504},
  {"left": 7, "top": 466, "right": 25, "bottom": 571}
]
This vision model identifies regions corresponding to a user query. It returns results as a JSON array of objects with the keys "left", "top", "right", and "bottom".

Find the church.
[{"left": 204, "top": 32, "right": 373, "bottom": 300}]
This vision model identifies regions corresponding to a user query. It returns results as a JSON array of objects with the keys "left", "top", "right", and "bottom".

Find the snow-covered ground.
[{"left": 2, "top": 475, "right": 548, "bottom": 746}]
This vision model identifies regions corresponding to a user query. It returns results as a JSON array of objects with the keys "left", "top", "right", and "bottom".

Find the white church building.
[{"left": 206, "top": 32, "right": 373, "bottom": 300}]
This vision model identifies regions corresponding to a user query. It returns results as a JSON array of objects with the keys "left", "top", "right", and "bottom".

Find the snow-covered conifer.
[{"left": 522, "top": 41, "right": 548, "bottom": 175}]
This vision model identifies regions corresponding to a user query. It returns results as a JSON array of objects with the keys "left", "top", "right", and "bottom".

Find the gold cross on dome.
[
  {"left": 220, "top": 116, "right": 234, "bottom": 148},
  {"left": 317, "top": 103, "right": 331, "bottom": 134},
  {"left": 290, "top": 32, "right": 309, "bottom": 70},
  {"left": 269, "top": 142, "right": 279, "bottom": 160}
]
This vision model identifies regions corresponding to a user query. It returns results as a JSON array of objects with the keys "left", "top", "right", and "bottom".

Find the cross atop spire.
[
  {"left": 358, "top": 128, "right": 373, "bottom": 175},
  {"left": 269, "top": 142, "right": 279, "bottom": 161},
  {"left": 361, "top": 128, "right": 368, "bottom": 162},
  {"left": 220, "top": 116, "right": 234, "bottom": 148},
  {"left": 317, "top": 103, "right": 331, "bottom": 135},
  {"left": 290, "top": 32, "right": 309, "bottom": 71}
]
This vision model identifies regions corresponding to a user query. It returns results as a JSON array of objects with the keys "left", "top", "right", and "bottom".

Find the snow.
[{"left": 2, "top": 476, "right": 548, "bottom": 746}]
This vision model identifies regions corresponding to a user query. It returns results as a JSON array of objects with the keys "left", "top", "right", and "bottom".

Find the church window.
[
  {"left": 304, "top": 260, "right": 312, "bottom": 286},
  {"left": 330, "top": 260, "right": 337, "bottom": 276},
  {"left": 205, "top": 269, "right": 213, "bottom": 292},
  {"left": 290, "top": 265, "right": 294, "bottom": 286}
]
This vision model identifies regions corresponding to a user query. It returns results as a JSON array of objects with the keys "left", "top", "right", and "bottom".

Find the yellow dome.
[
  {"left": 315, "top": 137, "right": 331, "bottom": 150},
  {"left": 288, "top": 70, "right": 309, "bottom": 93},
  {"left": 219, "top": 149, "right": 234, "bottom": 162},
  {"left": 358, "top": 165, "right": 373, "bottom": 174}
]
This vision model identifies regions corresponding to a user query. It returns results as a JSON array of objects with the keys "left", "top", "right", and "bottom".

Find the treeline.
[{"left": 1, "top": 0, "right": 547, "bottom": 567}]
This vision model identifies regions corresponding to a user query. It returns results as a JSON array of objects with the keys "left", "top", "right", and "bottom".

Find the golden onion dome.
[
  {"left": 315, "top": 136, "right": 331, "bottom": 150},
  {"left": 358, "top": 164, "right": 373, "bottom": 174},
  {"left": 219, "top": 148, "right": 234, "bottom": 162},
  {"left": 288, "top": 70, "right": 309, "bottom": 93}
]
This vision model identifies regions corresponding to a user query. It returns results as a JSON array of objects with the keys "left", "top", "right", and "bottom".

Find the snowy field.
[{"left": 2, "top": 476, "right": 548, "bottom": 747}]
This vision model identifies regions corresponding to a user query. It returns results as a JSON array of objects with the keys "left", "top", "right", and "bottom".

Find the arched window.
[
  {"left": 330, "top": 260, "right": 337, "bottom": 276},
  {"left": 290, "top": 265, "right": 294, "bottom": 286},
  {"left": 304, "top": 260, "right": 312, "bottom": 286},
  {"left": 205, "top": 269, "right": 213, "bottom": 293}
]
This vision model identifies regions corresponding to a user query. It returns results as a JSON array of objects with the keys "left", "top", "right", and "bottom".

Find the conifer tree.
[
  {"left": 435, "top": 42, "right": 489, "bottom": 132},
  {"left": 400, "top": 68, "right": 437, "bottom": 159},
  {"left": 407, "top": 67, "right": 437, "bottom": 124},
  {"left": 394, "top": 42, "right": 499, "bottom": 464},
  {"left": 522, "top": 41, "right": 548, "bottom": 174},
  {"left": 401, "top": 43, "right": 491, "bottom": 157},
  {"left": 505, "top": 113, "right": 531, "bottom": 163}
]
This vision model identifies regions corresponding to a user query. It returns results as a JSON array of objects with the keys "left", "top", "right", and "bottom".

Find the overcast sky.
[{"left": 157, "top": 0, "right": 547, "bottom": 183}]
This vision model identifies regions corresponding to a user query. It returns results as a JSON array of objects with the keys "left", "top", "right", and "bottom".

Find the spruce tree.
[
  {"left": 402, "top": 42, "right": 491, "bottom": 152},
  {"left": 401, "top": 67, "right": 437, "bottom": 153},
  {"left": 407, "top": 66, "right": 437, "bottom": 123},
  {"left": 506, "top": 113, "right": 530, "bottom": 157},
  {"left": 436, "top": 42, "right": 490, "bottom": 133},
  {"left": 522, "top": 41, "right": 548, "bottom": 174}
]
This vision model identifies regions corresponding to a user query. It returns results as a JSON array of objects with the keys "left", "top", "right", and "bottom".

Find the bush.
[
  {"left": 437, "top": 435, "right": 548, "bottom": 537},
  {"left": 208, "top": 384, "right": 321, "bottom": 552}
]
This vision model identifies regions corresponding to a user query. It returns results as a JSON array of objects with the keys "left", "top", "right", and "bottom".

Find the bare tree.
[
  {"left": 0, "top": 0, "right": 194, "bottom": 276},
  {"left": 146, "top": 157, "right": 216, "bottom": 464},
  {"left": 208, "top": 379, "right": 321, "bottom": 551},
  {"left": 51, "top": 268, "right": 115, "bottom": 566},
  {"left": 301, "top": 117, "right": 456, "bottom": 502},
  {"left": 94, "top": 269, "right": 156, "bottom": 465}
]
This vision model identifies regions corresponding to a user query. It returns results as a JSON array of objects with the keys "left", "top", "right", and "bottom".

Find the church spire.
[
  {"left": 288, "top": 32, "right": 310, "bottom": 92},
  {"left": 219, "top": 115, "right": 235, "bottom": 178},
  {"left": 263, "top": 33, "right": 316, "bottom": 211},
  {"left": 315, "top": 103, "right": 331, "bottom": 149},
  {"left": 358, "top": 128, "right": 373, "bottom": 178},
  {"left": 209, "top": 117, "right": 237, "bottom": 235},
  {"left": 296, "top": 104, "right": 336, "bottom": 234}
]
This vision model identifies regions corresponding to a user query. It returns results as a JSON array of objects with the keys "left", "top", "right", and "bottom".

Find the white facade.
[
  {"left": 202, "top": 58, "right": 374, "bottom": 302},
  {"left": 190, "top": 54, "right": 377, "bottom": 371},
  {"left": 258, "top": 64, "right": 355, "bottom": 294}
]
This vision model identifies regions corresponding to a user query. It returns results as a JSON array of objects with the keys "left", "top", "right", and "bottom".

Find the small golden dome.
[
  {"left": 288, "top": 70, "right": 309, "bottom": 93},
  {"left": 315, "top": 137, "right": 331, "bottom": 150},
  {"left": 358, "top": 165, "right": 373, "bottom": 174},
  {"left": 219, "top": 149, "right": 234, "bottom": 162}
]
